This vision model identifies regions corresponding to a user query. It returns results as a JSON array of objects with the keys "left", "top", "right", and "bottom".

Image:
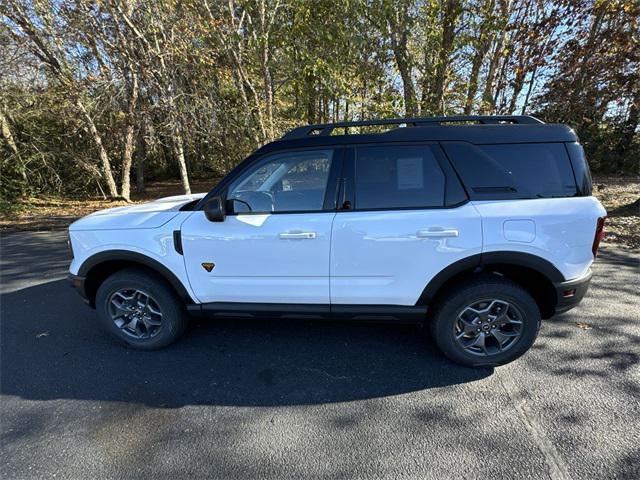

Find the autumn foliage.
[{"left": 0, "top": 0, "right": 638, "bottom": 202}]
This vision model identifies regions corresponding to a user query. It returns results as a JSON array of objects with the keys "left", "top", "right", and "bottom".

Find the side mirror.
[{"left": 204, "top": 196, "right": 225, "bottom": 222}]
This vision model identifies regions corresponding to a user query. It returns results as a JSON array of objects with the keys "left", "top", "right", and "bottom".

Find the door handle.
[
  {"left": 278, "top": 232, "right": 317, "bottom": 239},
  {"left": 417, "top": 228, "right": 459, "bottom": 238}
]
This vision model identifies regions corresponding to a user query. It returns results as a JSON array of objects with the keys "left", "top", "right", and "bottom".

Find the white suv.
[{"left": 68, "top": 116, "right": 606, "bottom": 367}]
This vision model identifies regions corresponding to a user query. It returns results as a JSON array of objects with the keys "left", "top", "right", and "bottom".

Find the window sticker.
[{"left": 397, "top": 157, "right": 424, "bottom": 189}]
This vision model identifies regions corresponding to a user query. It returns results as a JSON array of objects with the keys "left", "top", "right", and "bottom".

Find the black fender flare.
[
  {"left": 77, "top": 250, "right": 194, "bottom": 304},
  {"left": 416, "top": 251, "right": 565, "bottom": 306}
]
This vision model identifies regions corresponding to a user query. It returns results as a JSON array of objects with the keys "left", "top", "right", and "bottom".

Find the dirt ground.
[
  {"left": 0, "top": 179, "right": 216, "bottom": 232},
  {"left": 591, "top": 176, "right": 639, "bottom": 249},
  {"left": 1, "top": 176, "right": 638, "bottom": 249}
]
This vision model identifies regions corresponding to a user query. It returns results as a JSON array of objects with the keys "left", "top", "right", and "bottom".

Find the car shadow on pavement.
[
  {"left": 0, "top": 279, "right": 491, "bottom": 408},
  {"left": 0, "top": 232, "right": 71, "bottom": 293}
]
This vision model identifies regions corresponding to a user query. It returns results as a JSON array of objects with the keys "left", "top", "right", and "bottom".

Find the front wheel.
[
  {"left": 95, "top": 268, "right": 188, "bottom": 350},
  {"left": 430, "top": 276, "right": 541, "bottom": 367}
]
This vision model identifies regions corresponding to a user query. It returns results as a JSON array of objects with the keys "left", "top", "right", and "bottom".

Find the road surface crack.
[
  {"left": 496, "top": 369, "right": 571, "bottom": 480},
  {"left": 299, "top": 367, "right": 352, "bottom": 380}
]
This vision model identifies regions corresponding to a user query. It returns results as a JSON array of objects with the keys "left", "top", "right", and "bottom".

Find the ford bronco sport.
[{"left": 68, "top": 115, "right": 606, "bottom": 367}]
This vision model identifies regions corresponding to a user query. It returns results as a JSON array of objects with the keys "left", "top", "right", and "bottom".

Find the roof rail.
[{"left": 280, "top": 115, "right": 544, "bottom": 140}]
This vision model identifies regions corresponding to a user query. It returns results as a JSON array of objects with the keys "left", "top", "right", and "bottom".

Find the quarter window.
[
  {"left": 354, "top": 145, "right": 446, "bottom": 209},
  {"left": 478, "top": 143, "right": 577, "bottom": 198},
  {"left": 227, "top": 150, "right": 333, "bottom": 213}
]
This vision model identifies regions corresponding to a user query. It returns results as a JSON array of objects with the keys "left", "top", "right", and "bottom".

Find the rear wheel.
[
  {"left": 96, "top": 268, "right": 188, "bottom": 350},
  {"left": 430, "top": 276, "right": 541, "bottom": 367}
]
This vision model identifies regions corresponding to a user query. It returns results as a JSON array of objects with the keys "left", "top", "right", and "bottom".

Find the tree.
[
  {"left": 463, "top": 0, "right": 497, "bottom": 114},
  {"left": 1, "top": 0, "right": 637, "bottom": 203},
  {"left": 534, "top": 0, "right": 640, "bottom": 173},
  {"left": 427, "top": 0, "right": 463, "bottom": 114},
  {"left": 383, "top": 0, "right": 419, "bottom": 116},
  {"left": 480, "top": 0, "right": 511, "bottom": 113},
  {"left": 2, "top": 0, "right": 120, "bottom": 198}
]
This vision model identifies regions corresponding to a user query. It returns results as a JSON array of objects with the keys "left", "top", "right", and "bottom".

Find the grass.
[{"left": 1, "top": 176, "right": 638, "bottom": 249}]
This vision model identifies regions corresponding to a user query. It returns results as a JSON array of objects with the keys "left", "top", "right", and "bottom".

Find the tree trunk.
[
  {"left": 262, "top": 54, "right": 274, "bottom": 139},
  {"left": 120, "top": 72, "right": 139, "bottom": 201},
  {"left": 430, "top": 0, "right": 461, "bottom": 114},
  {"left": 0, "top": 109, "right": 28, "bottom": 192},
  {"left": 520, "top": 65, "right": 538, "bottom": 115},
  {"left": 120, "top": 125, "right": 135, "bottom": 201},
  {"left": 388, "top": 9, "right": 418, "bottom": 116},
  {"left": 258, "top": 0, "right": 276, "bottom": 140},
  {"left": 235, "top": 54, "right": 268, "bottom": 141},
  {"left": 0, "top": 110, "right": 19, "bottom": 155},
  {"left": 394, "top": 47, "right": 418, "bottom": 116},
  {"left": 493, "top": 0, "right": 536, "bottom": 114},
  {"left": 232, "top": 69, "right": 261, "bottom": 145},
  {"left": 464, "top": 0, "right": 497, "bottom": 115},
  {"left": 75, "top": 99, "right": 119, "bottom": 198},
  {"left": 568, "top": 5, "right": 606, "bottom": 112},
  {"left": 305, "top": 73, "right": 316, "bottom": 123},
  {"left": 172, "top": 126, "right": 191, "bottom": 195},
  {"left": 507, "top": 62, "right": 528, "bottom": 114},
  {"left": 420, "top": 46, "right": 436, "bottom": 114},
  {"left": 480, "top": 0, "right": 511, "bottom": 114},
  {"left": 135, "top": 130, "right": 145, "bottom": 194}
]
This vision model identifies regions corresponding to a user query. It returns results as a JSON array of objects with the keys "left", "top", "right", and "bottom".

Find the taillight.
[{"left": 592, "top": 217, "right": 606, "bottom": 257}]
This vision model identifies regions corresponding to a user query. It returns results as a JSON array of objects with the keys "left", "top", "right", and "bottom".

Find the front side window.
[
  {"left": 227, "top": 149, "right": 333, "bottom": 213},
  {"left": 354, "top": 145, "right": 445, "bottom": 209}
]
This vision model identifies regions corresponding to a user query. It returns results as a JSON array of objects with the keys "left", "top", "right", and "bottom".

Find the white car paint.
[
  {"left": 180, "top": 211, "right": 335, "bottom": 304},
  {"left": 70, "top": 194, "right": 205, "bottom": 231},
  {"left": 68, "top": 193, "right": 605, "bottom": 307},
  {"left": 68, "top": 195, "right": 206, "bottom": 303},
  {"left": 330, "top": 204, "right": 482, "bottom": 305},
  {"left": 473, "top": 196, "right": 606, "bottom": 280}
]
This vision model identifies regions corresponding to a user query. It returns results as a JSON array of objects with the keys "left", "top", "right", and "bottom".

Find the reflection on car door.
[
  {"left": 181, "top": 148, "right": 341, "bottom": 304},
  {"left": 330, "top": 144, "right": 482, "bottom": 306}
]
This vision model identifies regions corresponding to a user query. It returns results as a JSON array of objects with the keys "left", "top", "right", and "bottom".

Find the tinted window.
[
  {"left": 354, "top": 145, "right": 445, "bottom": 209},
  {"left": 227, "top": 150, "right": 333, "bottom": 213},
  {"left": 565, "top": 142, "right": 592, "bottom": 196},
  {"left": 479, "top": 143, "right": 577, "bottom": 198}
]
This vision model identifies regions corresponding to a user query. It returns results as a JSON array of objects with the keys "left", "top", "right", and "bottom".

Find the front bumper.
[
  {"left": 553, "top": 269, "right": 592, "bottom": 314},
  {"left": 68, "top": 273, "right": 89, "bottom": 304}
]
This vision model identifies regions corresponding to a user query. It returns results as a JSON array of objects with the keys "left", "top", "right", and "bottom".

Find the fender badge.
[{"left": 201, "top": 262, "right": 215, "bottom": 272}]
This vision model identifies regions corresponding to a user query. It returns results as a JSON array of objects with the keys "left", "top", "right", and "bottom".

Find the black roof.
[{"left": 256, "top": 115, "right": 577, "bottom": 155}]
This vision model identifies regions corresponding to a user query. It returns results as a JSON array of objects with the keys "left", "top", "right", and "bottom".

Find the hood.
[{"left": 70, "top": 193, "right": 206, "bottom": 231}]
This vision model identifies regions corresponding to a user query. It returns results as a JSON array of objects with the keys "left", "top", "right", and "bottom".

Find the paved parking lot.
[{"left": 1, "top": 231, "right": 638, "bottom": 479}]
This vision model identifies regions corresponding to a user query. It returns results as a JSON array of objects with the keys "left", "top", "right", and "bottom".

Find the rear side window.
[
  {"left": 354, "top": 145, "right": 445, "bottom": 209},
  {"left": 478, "top": 143, "right": 577, "bottom": 198},
  {"left": 443, "top": 142, "right": 579, "bottom": 199}
]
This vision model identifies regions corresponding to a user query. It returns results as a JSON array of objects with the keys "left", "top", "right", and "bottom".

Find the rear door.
[
  {"left": 330, "top": 143, "right": 482, "bottom": 306},
  {"left": 181, "top": 147, "right": 342, "bottom": 304}
]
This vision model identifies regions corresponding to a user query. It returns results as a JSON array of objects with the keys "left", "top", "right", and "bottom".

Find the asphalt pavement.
[{"left": 1, "top": 231, "right": 638, "bottom": 479}]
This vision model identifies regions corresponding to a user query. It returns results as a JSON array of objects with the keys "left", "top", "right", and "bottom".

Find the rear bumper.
[
  {"left": 553, "top": 269, "right": 592, "bottom": 314},
  {"left": 68, "top": 273, "right": 89, "bottom": 304}
]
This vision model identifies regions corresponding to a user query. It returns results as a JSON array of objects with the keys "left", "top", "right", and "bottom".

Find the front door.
[{"left": 181, "top": 148, "right": 340, "bottom": 304}]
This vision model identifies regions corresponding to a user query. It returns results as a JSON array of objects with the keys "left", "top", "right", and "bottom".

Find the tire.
[
  {"left": 95, "top": 267, "right": 188, "bottom": 350},
  {"left": 429, "top": 275, "right": 541, "bottom": 367}
]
